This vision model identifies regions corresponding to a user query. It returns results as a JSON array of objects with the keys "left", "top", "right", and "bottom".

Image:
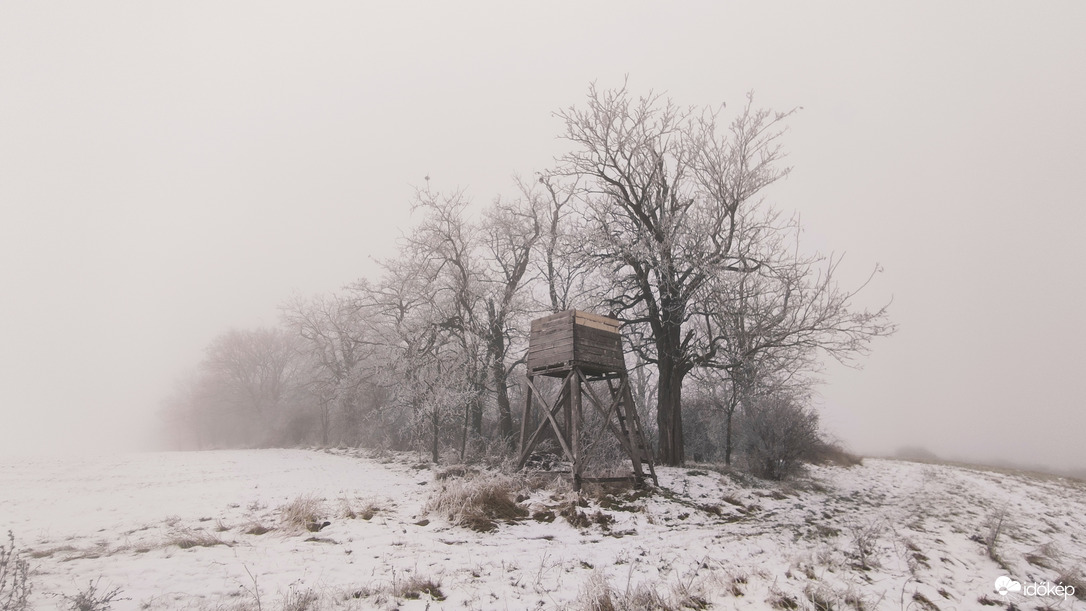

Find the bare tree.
[
  {"left": 404, "top": 183, "right": 541, "bottom": 446},
  {"left": 366, "top": 240, "right": 473, "bottom": 460},
  {"left": 554, "top": 83, "right": 795, "bottom": 465},
  {"left": 405, "top": 186, "right": 490, "bottom": 444},
  {"left": 282, "top": 290, "right": 380, "bottom": 445},
  {"left": 554, "top": 83, "right": 895, "bottom": 466},
  {"left": 533, "top": 174, "right": 598, "bottom": 313},
  {"left": 478, "top": 190, "right": 541, "bottom": 440},
  {"left": 695, "top": 235, "right": 894, "bottom": 465}
]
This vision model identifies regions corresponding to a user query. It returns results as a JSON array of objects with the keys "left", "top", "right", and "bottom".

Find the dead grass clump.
[
  {"left": 434, "top": 465, "right": 475, "bottom": 481},
  {"left": 170, "top": 528, "right": 227, "bottom": 549},
  {"left": 574, "top": 572, "right": 617, "bottom": 611},
  {"left": 561, "top": 506, "right": 591, "bottom": 529},
  {"left": 1024, "top": 541, "right": 1061, "bottom": 570},
  {"left": 532, "top": 509, "right": 556, "bottom": 522},
  {"left": 910, "top": 591, "right": 941, "bottom": 611},
  {"left": 280, "top": 587, "right": 319, "bottom": 611},
  {"left": 394, "top": 576, "right": 445, "bottom": 601},
  {"left": 425, "top": 472, "right": 527, "bottom": 532},
  {"left": 338, "top": 499, "right": 357, "bottom": 520},
  {"left": 804, "top": 584, "right": 836, "bottom": 611},
  {"left": 571, "top": 571, "right": 704, "bottom": 611},
  {"left": 1055, "top": 571, "right": 1086, "bottom": 601},
  {"left": 244, "top": 523, "right": 272, "bottom": 536},
  {"left": 767, "top": 588, "right": 800, "bottom": 609},
  {"left": 280, "top": 495, "right": 326, "bottom": 532},
  {"left": 28, "top": 545, "right": 78, "bottom": 560},
  {"left": 597, "top": 488, "right": 651, "bottom": 513},
  {"left": 571, "top": 509, "right": 615, "bottom": 531},
  {"left": 337, "top": 496, "right": 381, "bottom": 520},
  {"left": 356, "top": 500, "right": 383, "bottom": 521},
  {"left": 624, "top": 584, "right": 671, "bottom": 610}
]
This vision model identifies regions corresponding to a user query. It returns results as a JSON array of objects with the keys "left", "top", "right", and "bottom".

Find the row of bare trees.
[{"left": 160, "top": 82, "right": 894, "bottom": 472}]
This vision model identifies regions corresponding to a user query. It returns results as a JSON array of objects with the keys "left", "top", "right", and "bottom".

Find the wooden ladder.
[{"left": 608, "top": 377, "right": 658, "bottom": 487}]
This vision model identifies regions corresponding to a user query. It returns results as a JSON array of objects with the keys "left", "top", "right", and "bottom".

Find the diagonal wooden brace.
[{"left": 516, "top": 372, "right": 575, "bottom": 469}]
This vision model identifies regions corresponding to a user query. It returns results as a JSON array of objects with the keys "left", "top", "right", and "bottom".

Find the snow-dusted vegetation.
[{"left": 2, "top": 449, "right": 1083, "bottom": 610}]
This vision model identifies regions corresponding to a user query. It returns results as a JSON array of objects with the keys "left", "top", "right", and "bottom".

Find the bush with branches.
[
  {"left": 740, "top": 395, "right": 823, "bottom": 480},
  {"left": 0, "top": 531, "right": 31, "bottom": 611}
]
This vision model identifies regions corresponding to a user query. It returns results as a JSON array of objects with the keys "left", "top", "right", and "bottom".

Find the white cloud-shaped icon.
[{"left": 994, "top": 576, "right": 1022, "bottom": 596}]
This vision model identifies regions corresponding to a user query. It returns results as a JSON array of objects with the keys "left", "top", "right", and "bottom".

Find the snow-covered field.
[{"left": 2, "top": 449, "right": 1084, "bottom": 610}]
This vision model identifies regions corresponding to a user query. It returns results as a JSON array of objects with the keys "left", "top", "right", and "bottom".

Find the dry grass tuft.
[
  {"left": 911, "top": 591, "right": 941, "bottom": 611},
  {"left": 425, "top": 472, "right": 527, "bottom": 532},
  {"left": 280, "top": 587, "right": 319, "bottom": 611},
  {"left": 767, "top": 587, "right": 800, "bottom": 610},
  {"left": 170, "top": 528, "right": 227, "bottom": 549},
  {"left": 280, "top": 495, "right": 326, "bottom": 532},
  {"left": 243, "top": 523, "right": 273, "bottom": 536},
  {"left": 1055, "top": 571, "right": 1086, "bottom": 601},
  {"left": 574, "top": 571, "right": 617, "bottom": 611},
  {"left": 357, "top": 500, "right": 383, "bottom": 521},
  {"left": 393, "top": 576, "right": 445, "bottom": 601},
  {"left": 569, "top": 571, "right": 706, "bottom": 611},
  {"left": 434, "top": 465, "right": 476, "bottom": 481}
]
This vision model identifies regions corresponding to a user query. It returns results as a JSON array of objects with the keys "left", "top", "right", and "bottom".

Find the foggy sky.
[{"left": 2, "top": 2, "right": 1084, "bottom": 471}]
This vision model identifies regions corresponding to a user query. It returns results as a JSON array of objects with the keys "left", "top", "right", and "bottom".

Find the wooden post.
[
  {"left": 570, "top": 370, "right": 582, "bottom": 491},
  {"left": 518, "top": 378, "right": 533, "bottom": 457}
]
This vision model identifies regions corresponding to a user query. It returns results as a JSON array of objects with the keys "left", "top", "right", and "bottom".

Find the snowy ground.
[{"left": 1, "top": 448, "right": 1084, "bottom": 610}]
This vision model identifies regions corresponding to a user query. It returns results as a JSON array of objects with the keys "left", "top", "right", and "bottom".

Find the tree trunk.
[
  {"left": 470, "top": 395, "right": 483, "bottom": 437},
  {"left": 320, "top": 401, "right": 330, "bottom": 446},
  {"left": 724, "top": 404, "right": 734, "bottom": 467},
  {"left": 493, "top": 365, "right": 514, "bottom": 442},
  {"left": 654, "top": 296, "right": 688, "bottom": 466},
  {"left": 656, "top": 357, "right": 686, "bottom": 466},
  {"left": 489, "top": 330, "right": 515, "bottom": 442},
  {"left": 431, "top": 408, "right": 440, "bottom": 463}
]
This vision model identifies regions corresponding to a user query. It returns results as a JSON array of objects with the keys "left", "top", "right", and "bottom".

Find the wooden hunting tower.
[{"left": 517, "top": 310, "right": 657, "bottom": 490}]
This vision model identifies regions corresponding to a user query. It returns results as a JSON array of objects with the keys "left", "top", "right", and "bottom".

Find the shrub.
[
  {"left": 740, "top": 395, "right": 822, "bottom": 480},
  {"left": 1, "top": 531, "right": 32, "bottom": 611},
  {"left": 63, "top": 579, "right": 123, "bottom": 611}
]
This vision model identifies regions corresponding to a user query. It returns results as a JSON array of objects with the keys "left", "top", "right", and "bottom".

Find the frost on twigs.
[
  {"left": 0, "top": 531, "right": 32, "bottom": 611},
  {"left": 62, "top": 578, "right": 124, "bottom": 611}
]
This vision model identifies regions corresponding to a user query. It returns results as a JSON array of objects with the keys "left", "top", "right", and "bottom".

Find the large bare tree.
[
  {"left": 555, "top": 84, "right": 795, "bottom": 465},
  {"left": 405, "top": 184, "right": 541, "bottom": 444},
  {"left": 694, "top": 247, "right": 895, "bottom": 465}
]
